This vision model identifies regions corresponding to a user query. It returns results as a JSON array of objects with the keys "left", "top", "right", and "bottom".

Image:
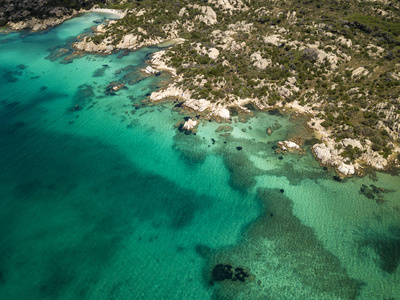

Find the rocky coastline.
[
  {"left": 74, "top": 27, "right": 399, "bottom": 177},
  {"left": 3, "top": 1, "right": 399, "bottom": 178},
  {"left": 2, "top": 5, "right": 125, "bottom": 32},
  {"left": 146, "top": 49, "right": 400, "bottom": 178},
  {"left": 7, "top": 9, "right": 85, "bottom": 31}
]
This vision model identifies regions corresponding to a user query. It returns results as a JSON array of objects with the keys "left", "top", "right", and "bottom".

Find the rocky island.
[{"left": 2, "top": 0, "right": 400, "bottom": 177}]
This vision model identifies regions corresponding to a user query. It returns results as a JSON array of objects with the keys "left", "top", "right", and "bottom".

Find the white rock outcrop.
[
  {"left": 263, "top": 35, "right": 284, "bottom": 47},
  {"left": 208, "top": 48, "right": 220, "bottom": 60},
  {"left": 313, "top": 143, "right": 356, "bottom": 176},
  {"left": 150, "top": 87, "right": 186, "bottom": 102},
  {"left": 337, "top": 36, "right": 352, "bottom": 48},
  {"left": 184, "top": 98, "right": 212, "bottom": 112},
  {"left": 211, "top": 0, "right": 248, "bottom": 12},
  {"left": 352, "top": 67, "right": 369, "bottom": 78},
  {"left": 250, "top": 52, "right": 271, "bottom": 69},
  {"left": 142, "top": 66, "right": 160, "bottom": 75},
  {"left": 193, "top": 6, "right": 217, "bottom": 25},
  {"left": 313, "top": 143, "right": 335, "bottom": 166},
  {"left": 217, "top": 108, "right": 230, "bottom": 119},
  {"left": 183, "top": 119, "right": 198, "bottom": 130},
  {"left": 278, "top": 141, "right": 301, "bottom": 151},
  {"left": 337, "top": 162, "right": 355, "bottom": 176}
]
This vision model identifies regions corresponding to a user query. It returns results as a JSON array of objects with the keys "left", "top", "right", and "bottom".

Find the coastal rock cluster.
[{"left": 0, "top": 0, "right": 88, "bottom": 30}]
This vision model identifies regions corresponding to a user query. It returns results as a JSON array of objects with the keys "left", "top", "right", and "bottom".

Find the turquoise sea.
[{"left": 0, "top": 13, "right": 399, "bottom": 299}]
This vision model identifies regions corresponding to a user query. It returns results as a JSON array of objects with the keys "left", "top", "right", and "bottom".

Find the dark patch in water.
[
  {"left": 333, "top": 175, "right": 342, "bottom": 182},
  {"left": 0, "top": 270, "right": 5, "bottom": 284},
  {"left": 244, "top": 102, "right": 257, "bottom": 111},
  {"left": 304, "top": 137, "right": 321, "bottom": 147},
  {"left": 222, "top": 151, "right": 262, "bottom": 192},
  {"left": 268, "top": 109, "right": 282, "bottom": 116},
  {"left": 195, "top": 245, "right": 212, "bottom": 258},
  {"left": 236, "top": 146, "right": 242, "bottom": 151},
  {"left": 71, "top": 84, "right": 95, "bottom": 110},
  {"left": 5, "top": 121, "right": 25, "bottom": 135},
  {"left": 0, "top": 118, "right": 215, "bottom": 297},
  {"left": 92, "top": 66, "right": 108, "bottom": 77},
  {"left": 4, "top": 101, "right": 20, "bottom": 110},
  {"left": 3, "top": 70, "right": 21, "bottom": 82},
  {"left": 174, "top": 102, "right": 183, "bottom": 108},
  {"left": 210, "top": 264, "right": 250, "bottom": 285},
  {"left": 117, "top": 50, "right": 129, "bottom": 59},
  {"left": 39, "top": 266, "right": 75, "bottom": 298},
  {"left": 173, "top": 131, "right": 207, "bottom": 163},
  {"left": 229, "top": 106, "right": 239, "bottom": 117},
  {"left": 361, "top": 236, "right": 400, "bottom": 273},
  {"left": 204, "top": 188, "right": 362, "bottom": 299},
  {"left": 13, "top": 179, "right": 43, "bottom": 198}
]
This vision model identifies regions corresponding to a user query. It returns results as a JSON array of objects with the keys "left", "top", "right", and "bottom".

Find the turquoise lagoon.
[{"left": 0, "top": 13, "right": 399, "bottom": 299}]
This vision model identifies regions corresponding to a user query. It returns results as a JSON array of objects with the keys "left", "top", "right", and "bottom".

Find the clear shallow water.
[{"left": 0, "top": 13, "right": 399, "bottom": 300}]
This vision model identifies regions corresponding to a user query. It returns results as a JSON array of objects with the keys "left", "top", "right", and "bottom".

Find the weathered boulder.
[
  {"left": 208, "top": 48, "right": 219, "bottom": 60},
  {"left": 250, "top": 52, "right": 271, "bottom": 69}
]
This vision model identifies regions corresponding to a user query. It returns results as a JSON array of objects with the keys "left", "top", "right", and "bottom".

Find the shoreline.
[
  {"left": 4, "top": 7, "right": 399, "bottom": 178},
  {"left": 4, "top": 8, "right": 126, "bottom": 32},
  {"left": 89, "top": 8, "right": 127, "bottom": 19},
  {"left": 146, "top": 51, "right": 400, "bottom": 178}
]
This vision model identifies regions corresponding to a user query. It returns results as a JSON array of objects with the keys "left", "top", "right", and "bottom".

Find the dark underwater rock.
[
  {"left": 70, "top": 104, "right": 82, "bottom": 112},
  {"left": 233, "top": 268, "right": 249, "bottom": 282},
  {"left": 212, "top": 264, "right": 233, "bottom": 282},
  {"left": 333, "top": 176, "right": 342, "bottom": 182},
  {"left": 359, "top": 184, "right": 387, "bottom": 203},
  {"left": 211, "top": 264, "right": 250, "bottom": 285}
]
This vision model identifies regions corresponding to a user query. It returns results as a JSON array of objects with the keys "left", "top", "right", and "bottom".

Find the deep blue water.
[{"left": 0, "top": 12, "right": 399, "bottom": 299}]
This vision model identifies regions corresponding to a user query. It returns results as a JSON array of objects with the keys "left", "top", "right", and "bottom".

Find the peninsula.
[{"left": 2, "top": 0, "right": 400, "bottom": 177}]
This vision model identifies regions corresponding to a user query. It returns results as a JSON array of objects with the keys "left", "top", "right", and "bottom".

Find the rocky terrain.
[
  {"left": 3, "top": 0, "right": 400, "bottom": 177},
  {"left": 0, "top": 0, "right": 109, "bottom": 30}
]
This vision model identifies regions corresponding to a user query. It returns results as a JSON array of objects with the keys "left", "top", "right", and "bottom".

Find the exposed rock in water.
[
  {"left": 105, "top": 82, "right": 125, "bottom": 95},
  {"left": 177, "top": 119, "right": 197, "bottom": 135},
  {"left": 333, "top": 176, "right": 342, "bottom": 182},
  {"left": 182, "top": 118, "right": 197, "bottom": 130}
]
